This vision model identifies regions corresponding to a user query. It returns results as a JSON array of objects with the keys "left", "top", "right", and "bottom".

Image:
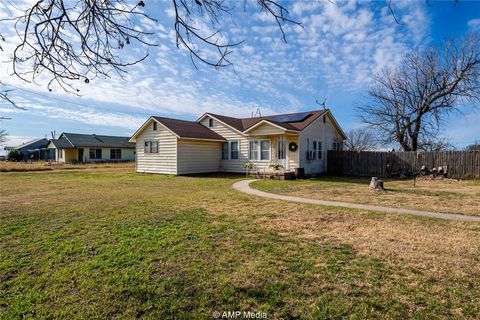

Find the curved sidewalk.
[{"left": 232, "top": 179, "right": 480, "bottom": 222}]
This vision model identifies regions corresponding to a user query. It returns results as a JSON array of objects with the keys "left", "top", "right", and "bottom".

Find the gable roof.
[
  {"left": 4, "top": 138, "right": 49, "bottom": 150},
  {"left": 50, "top": 133, "right": 135, "bottom": 149},
  {"left": 202, "top": 109, "right": 333, "bottom": 132},
  {"left": 132, "top": 109, "right": 346, "bottom": 142},
  {"left": 153, "top": 117, "right": 226, "bottom": 141},
  {"left": 130, "top": 117, "right": 226, "bottom": 142}
]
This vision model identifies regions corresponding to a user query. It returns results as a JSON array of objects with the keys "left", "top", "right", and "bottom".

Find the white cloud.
[{"left": 467, "top": 18, "right": 480, "bottom": 31}]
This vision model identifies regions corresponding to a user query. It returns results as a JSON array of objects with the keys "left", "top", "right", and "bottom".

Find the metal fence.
[{"left": 327, "top": 150, "right": 480, "bottom": 179}]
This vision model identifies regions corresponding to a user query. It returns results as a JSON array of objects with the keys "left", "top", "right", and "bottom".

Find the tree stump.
[{"left": 369, "top": 177, "right": 384, "bottom": 190}]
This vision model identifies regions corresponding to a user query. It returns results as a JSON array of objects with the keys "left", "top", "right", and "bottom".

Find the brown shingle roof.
[
  {"left": 208, "top": 109, "right": 329, "bottom": 132},
  {"left": 153, "top": 117, "right": 226, "bottom": 141}
]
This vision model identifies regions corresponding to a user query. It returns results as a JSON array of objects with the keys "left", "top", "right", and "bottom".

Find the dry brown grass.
[
  {"left": 1, "top": 169, "right": 479, "bottom": 318},
  {"left": 0, "top": 161, "right": 134, "bottom": 172},
  {"left": 250, "top": 203, "right": 480, "bottom": 278},
  {"left": 252, "top": 176, "right": 480, "bottom": 216}
]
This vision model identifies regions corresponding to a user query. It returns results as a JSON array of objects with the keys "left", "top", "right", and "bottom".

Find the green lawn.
[{"left": 1, "top": 169, "right": 480, "bottom": 319}]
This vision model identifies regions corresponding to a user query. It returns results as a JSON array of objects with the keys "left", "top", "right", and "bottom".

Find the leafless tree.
[
  {"left": 465, "top": 141, "right": 480, "bottom": 151},
  {"left": 0, "top": 0, "right": 300, "bottom": 95},
  {"left": 358, "top": 34, "right": 480, "bottom": 151},
  {"left": 417, "top": 138, "right": 455, "bottom": 151},
  {"left": 0, "top": 81, "right": 20, "bottom": 108},
  {"left": 344, "top": 127, "right": 376, "bottom": 151},
  {"left": 0, "top": 129, "right": 7, "bottom": 143}
]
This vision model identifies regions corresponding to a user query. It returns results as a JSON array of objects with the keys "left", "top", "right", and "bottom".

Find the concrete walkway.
[{"left": 232, "top": 179, "right": 480, "bottom": 222}]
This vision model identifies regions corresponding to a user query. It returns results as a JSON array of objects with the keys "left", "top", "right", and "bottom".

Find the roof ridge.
[
  {"left": 153, "top": 116, "right": 197, "bottom": 123},
  {"left": 239, "top": 109, "right": 328, "bottom": 120},
  {"left": 62, "top": 132, "right": 131, "bottom": 139}
]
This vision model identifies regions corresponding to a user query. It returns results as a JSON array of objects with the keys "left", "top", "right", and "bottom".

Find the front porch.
[{"left": 245, "top": 130, "right": 300, "bottom": 173}]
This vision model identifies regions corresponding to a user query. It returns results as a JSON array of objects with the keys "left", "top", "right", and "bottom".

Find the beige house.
[
  {"left": 130, "top": 109, "right": 346, "bottom": 175},
  {"left": 47, "top": 132, "right": 135, "bottom": 163}
]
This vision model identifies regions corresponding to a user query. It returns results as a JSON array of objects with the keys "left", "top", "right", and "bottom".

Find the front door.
[
  {"left": 277, "top": 138, "right": 287, "bottom": 169},
  {"left": 78, "top": 148, "right": 84, "bottom": 162}
]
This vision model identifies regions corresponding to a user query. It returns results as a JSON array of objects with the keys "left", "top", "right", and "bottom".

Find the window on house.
[
  {"left": 153, "top": 122, "right": 157, "bottom": 131},
  {"left": 209, "top": 118, "right": 213, "bottom": 127},
  {"left": 221, "top": 142, "right": 228, "bottom": 160},
  {"left": 58, "top": 149, "right": 63, "bottom": 159},
  {"left": 249, "top": 140, "right": 270, "bottom": 161},
  {"left": 260, "top": 141, "right": 270, "bottom": 160},
  {"left": 144, "top": 141, "right": 159, "bottom": 153},
  {"left": 89, "top": 148, "right": 102, "bottom": 159},
  {"left": 249, "top": 141, "right": 259, "bottom": 160},
  {"left": 221, "top": 141, "right": 239, "bottom": 160},
  {"left": 230, "top": 141, "right": 239, "bottom": 160},
  {"left": 313, "top": 141, "right": 317, "bottom": 159},
  {"left": 110, "top": 149, "right": 121, "bottom": 159},
  {"left": 318, "top": 141, "right": 322, "bottom": 159}
]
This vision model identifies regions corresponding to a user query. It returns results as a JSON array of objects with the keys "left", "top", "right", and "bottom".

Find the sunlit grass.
[
  {"left": 1, "top": 170, "right": 479, "bottom": 319},
  {"left": 251, "top": 176, "right": 480, "bottom": 216}
]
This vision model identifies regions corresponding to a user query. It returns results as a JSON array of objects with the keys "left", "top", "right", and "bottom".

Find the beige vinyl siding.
[
  {"left": 177, "top": 139, "right": 221, "bottom": 174},
  {"left": 136, "top": 122, "right": 177, "bottom": 174},
  {"left": 200, "top": 117, "right": 247, "bottom": 173},
  {"left": 246, "top": 123, "right": 285, "bottom": 136},
  {"left": 287, "top": 136, "right": 300, "bottom": 170},
  {"left": 200, "top": 116, "right": 301, "bottom": 173},
  {"left": 299, "top": 113, "right": 340, "bottom": 174}
]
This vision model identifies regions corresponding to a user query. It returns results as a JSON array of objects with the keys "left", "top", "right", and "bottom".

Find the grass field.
[
  {"left": 1, "top": 168, "right": 480, "bottom": 319},
  {"left": 0, "top": 161, "right": 135, "bottom": 172},
  {"left": 252, "top": 176, "right": 480, "bottom": 216}
]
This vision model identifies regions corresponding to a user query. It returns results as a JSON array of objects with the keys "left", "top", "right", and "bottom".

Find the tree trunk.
[{"left": 369, "top": 177, "right": 384, "bottom": 190}]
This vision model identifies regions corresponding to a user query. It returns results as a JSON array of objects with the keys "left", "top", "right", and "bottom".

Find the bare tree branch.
[
  {"left": 0, "top": 129, "right": 7, "bottom": 143},
  {"left": 344, "top": 127, "right": 377, "bottom": 151},
  {"left": 358, "top": 34, "right": 480, "bottom": 151}
]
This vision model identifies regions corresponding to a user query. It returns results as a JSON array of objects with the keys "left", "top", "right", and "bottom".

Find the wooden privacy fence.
[{"left": 327, "top": 150, "right": 480, "bottom": 179}]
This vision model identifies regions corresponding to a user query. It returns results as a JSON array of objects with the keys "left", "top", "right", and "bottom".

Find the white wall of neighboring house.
[
  {"left": 47, "top": 142, "right": 135, "bottom": 163},
  {"left": 83, "top": 148, "right": 135, "bottom": 162}
]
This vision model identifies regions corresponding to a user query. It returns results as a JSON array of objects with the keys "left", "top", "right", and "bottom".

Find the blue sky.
[{"left": 1, "top": 0, "right": 479, "bottom": 153}]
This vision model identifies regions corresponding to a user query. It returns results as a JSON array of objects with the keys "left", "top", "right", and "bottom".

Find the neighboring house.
[
  {"left": 4, "top": 138, "right": 54, "bottom": 161},
  {"left": 130, "top": 109, "right": 346, "bottom": 175},
  {"left": 47, "top": 132, "right": 135, "bottom": 163}
]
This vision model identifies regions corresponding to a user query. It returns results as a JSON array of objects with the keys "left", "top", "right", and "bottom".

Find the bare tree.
[
  {"left": 0, "top": 129, "right": 7, "bottom": 143},
  {"left": 358, "top": 34, "right": 480, "bottom": 151},
  {"left": 417, "top": 138, "right": 455, "bottom": 151},
  {"left": 0, "top": 0, "right": 300, "bottom": 95},
  {"left": 344, "top": 127, "right": 376, "bottom": 151},
  {"left": 0, "top": 81, "right": 20, "bottom": 108},
  {"left": 465, "top": 141, "right": 480, "bottom": 151}
]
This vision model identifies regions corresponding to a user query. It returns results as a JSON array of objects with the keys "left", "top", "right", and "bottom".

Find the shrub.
[{"left": 7, "top": 149, "right": 22, "bottom": 162}]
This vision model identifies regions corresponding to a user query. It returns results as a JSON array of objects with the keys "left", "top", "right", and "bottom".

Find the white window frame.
[
  {"left": 221, "top": 140, "right": 240, "bottom": 160},
  {"left": 249, "top": 139, "right": 270, "bottom": 161},
  {"left": 314, "top": 140, "right": 322, "bottom": 159},
  {"left": 89, "top": 148, "right": 102, "bottom": 159},
  {"left": 208, "top": 118, "right": 214, "bottom": 127},
  {"left": 144, "top": 140, "right": 159, "bottom": 153},
  {"left": 58, "top": 148, "right": 63, "bottom": 159},
  {"left": 221, "top": 142, "right": 229, "bottom": 160}
]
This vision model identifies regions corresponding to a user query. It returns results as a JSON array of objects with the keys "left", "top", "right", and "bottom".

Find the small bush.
[{"left": 7, "top": 149, "right": 22, "bottom": 162}]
